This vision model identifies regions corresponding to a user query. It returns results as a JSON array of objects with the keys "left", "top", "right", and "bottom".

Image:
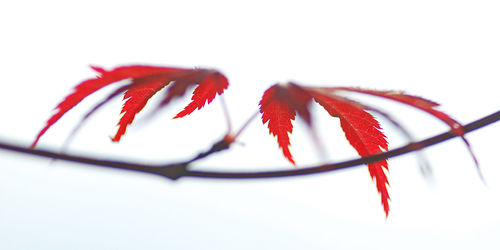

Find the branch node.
[{"left": 156, "top": 163, "right": 189, "bottom": 180}]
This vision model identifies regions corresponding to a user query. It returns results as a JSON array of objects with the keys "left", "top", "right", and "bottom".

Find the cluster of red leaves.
[
  {"left": 32, "top": 64, "right": 474, "bottom": 217},
  {"left": 31, "top": 65, "right": 229, "bottom": 147},
  {"left": 259, "top": 83, "right": 475, "bottom": 216}
]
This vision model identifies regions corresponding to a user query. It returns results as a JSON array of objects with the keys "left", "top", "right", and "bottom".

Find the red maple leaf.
[
  {"left": 321, "top": 87, "right": 480, "bottom": 170},
  {"left": 259, "top": 82, "right": 477, "bottom": 216},
  {"left": 258, "top": 83, "right": 314, "bottom": 165},
  {"left": 32, "top": 65, "right": 229, "bottom": 147},
  {"left": 312, "top": 91, "right": 390, "bottom": 216}
]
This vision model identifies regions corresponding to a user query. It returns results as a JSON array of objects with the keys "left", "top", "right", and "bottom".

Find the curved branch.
[{"left": 1, "top": 110, "right": 499, "bottom": 180}]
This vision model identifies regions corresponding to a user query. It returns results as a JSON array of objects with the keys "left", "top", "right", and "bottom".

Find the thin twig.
[
  {"left": 1, "top": 110, "right": 499, "bottom": 180},
  {"left": 232, "top": 111, "right": 260, "bottom": 140}
]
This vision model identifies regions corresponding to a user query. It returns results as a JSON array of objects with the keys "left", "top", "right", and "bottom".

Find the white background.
[{"left": 1, "top": 0, "right": 499, "bottom": 249}]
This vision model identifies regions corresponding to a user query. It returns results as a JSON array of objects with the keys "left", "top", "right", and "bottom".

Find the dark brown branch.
[{"left": 1, "top": 110, "right": 499, "bottom": 180}]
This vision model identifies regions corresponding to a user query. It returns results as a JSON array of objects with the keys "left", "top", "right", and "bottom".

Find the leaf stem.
[
  {"left": 219, "top": 95, "right": 232, "bottom": 134},
  {"left": 232, "top": 111, "right": 260, "bottom": 140}
]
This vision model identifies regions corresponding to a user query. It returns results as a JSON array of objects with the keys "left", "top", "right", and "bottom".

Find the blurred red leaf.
[
  {"left": 32, "top": 65, "right": 228, "bottom": 147},
  {"left": 313, "top": 92, "right": 390, "bottom": 216}
]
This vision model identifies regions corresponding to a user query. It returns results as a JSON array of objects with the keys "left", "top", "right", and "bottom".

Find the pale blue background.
[{"left": 1, "top": 0, "right": 499, "bottom": 249}]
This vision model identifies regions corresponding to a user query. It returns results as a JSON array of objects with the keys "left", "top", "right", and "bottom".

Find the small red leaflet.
[
  {"left": 259, "top": 82, "right": 477, "bottom": 216},
  {"left": 258, "top": 83, "right": 313, "bottom": 165},
  {"left": 31, "top": 65, "right": 229, "bottom": 147}
]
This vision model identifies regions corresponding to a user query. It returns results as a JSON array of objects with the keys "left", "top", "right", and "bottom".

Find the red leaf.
[
  {"left": 112, "top": 78, "right": 169, "bottom": 142},
  {"left": 324, "top": 87, "right": 480, "bottom": 171},
  {"left": 312, "top": 92, "right": 390, "bottom": 216},
  {"left": 258, "top": 83, "right": 313, "bottom": 165},
  {"left": 174, "top": 71, "right": 229, "bottom": 118},
  {"left": 259, "top": 83, "right": 392, "bottom": 215},
  {"left": 32, "top": 65, "right": 228, "bottom": 147}
]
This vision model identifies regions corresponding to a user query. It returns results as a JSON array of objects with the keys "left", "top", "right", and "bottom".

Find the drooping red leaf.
[
  {"left": 258, "top": 83, "right": 313, "bottom": 165},
  {"left": 323, "top": 87, "right": 480, "bottom": 173},
  {"left": 312, "top": 91, "right": 390, "bottom": 216},
  {"left": 174, "top": 71, "right": 229, "bottom": 118},
  {"left": 112, "top": 78, "right": 169, "bottom": 142},
  {"left": 32, "top": 65, "right": 228, "bottom": 147},
  {"left": 259, "top": 83, "right": 394, "bottom": 215}
]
